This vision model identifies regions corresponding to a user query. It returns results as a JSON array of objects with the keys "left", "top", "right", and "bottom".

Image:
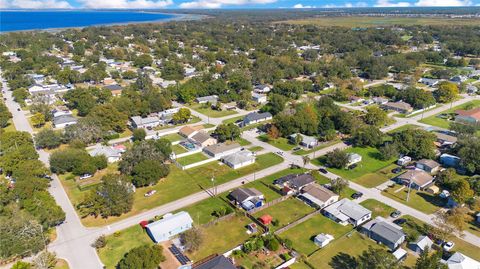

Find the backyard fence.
[{"left": 274, "top": 210, "right": 321, "bottom": 235}]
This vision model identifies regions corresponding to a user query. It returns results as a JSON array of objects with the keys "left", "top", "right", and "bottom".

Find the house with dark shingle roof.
[
  {"left": 242, "top": 112, "right": 272, "bottom": 126},
  {"left": 193, "top": 255, "right": 236, "bottom": 269},
  {"left": 396, "top": 170, "right": 434, "bottom": 190},
  {"left": 361, "top": 216, "right": 406, "bottom": 250},
  {"left": 299, "top": 184, "right": 339, "bottom": 209}
]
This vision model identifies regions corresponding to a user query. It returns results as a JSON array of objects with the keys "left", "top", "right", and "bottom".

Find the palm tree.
[{"left": 302, "top": 156, "right": 311, "bottom": 168}]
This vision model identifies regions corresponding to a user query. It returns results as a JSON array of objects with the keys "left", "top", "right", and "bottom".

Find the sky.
[{"left": 0, "top": 0, "right": 479, "bottom": 10}]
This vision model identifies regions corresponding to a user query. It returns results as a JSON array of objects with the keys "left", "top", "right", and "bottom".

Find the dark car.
[
  {"left": 390, "top": 210, "right": 401, "bottom": 218},
  {"left": 17, "top": 108, "right": 20, "bottom": 111},
  {"left": 348, "top": 164, "right": 357, "bottom": 170},
  {"left": 351, "top": 192, "right": 363, "bottom": 199},
  {"left": 393, "top": 218, "right": 407, "bottom": 225},
  {"left": 319, "top": 168, "right": 328, "bottom": 174},
  {"left": 392, "top": 167, "right": 402, "bottom": 174}
]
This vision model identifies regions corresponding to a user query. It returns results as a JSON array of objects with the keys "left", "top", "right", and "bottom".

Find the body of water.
[{"left": 0, "top": 11, "right": 178, "bottom": 32}]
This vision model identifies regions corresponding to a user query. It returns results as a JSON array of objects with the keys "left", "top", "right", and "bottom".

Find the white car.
[
  {"left": 144, "top": 190, "right": 157, "bottom": 197},
  {"left": 79, "top": 174, "right": 93, "bottom": 180},
  {"left": 443, "top": 241, "right": 455, "bottom": 251}
]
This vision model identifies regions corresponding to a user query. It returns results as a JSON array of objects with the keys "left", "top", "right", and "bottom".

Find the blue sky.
[{"left": 0, "top": 0, "right": 478, "bottom": 9}]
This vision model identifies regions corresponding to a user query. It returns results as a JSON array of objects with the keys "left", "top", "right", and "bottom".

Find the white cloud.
[
  {"left": 414, "top": 0, "right": 471, "bottom": 6},
  {"left": 322, "top": 2, "right": 367, "bottom": 8},
  {"left": 78, "top": 0, "right": 173, "bottom": 8},
  {"left": 179, "top": 0, "right": 276, "bottom": 9},
  {"left": 375, "top": 0, "right": 411, "bottom": 7},
  {"left": 293, "top": 3, "right": 313, "bottom": 8},
  {"left": 1, "top": 0, "right": 72, "bottom": 8}
]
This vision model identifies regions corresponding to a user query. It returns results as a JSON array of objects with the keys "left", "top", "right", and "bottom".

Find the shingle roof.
[
  {"left": 301, "top": 184, "right": 338, "bottom": 203},
  {"left": 229, "top": 188, "right": 262, "bottom": 203},
  {"left": 324, "top": 198, "right": 371, "bottom": 222},
  {"left": 193, "top": 255, "right": 236, "bottom": 269},
  {"left": 417, "top": 159, "right": 440, "bottom": 169},
  {"left": 191, "top": 131, "right": 214, "bottom": 144},
  {"left": 53, "top": 114, "right": 78, "bottom": 125},
  {"left": 204, "top": 142, "right": 241, "bottom": 155},
  {"left": 398, "top": 170, "right": 434, "bottom": 187},
  {"left": 222, "top": 150, "right": 255, "bottom": 166},
  {"left": 243, "top": 112, "right": 272, "bottom": 122}
]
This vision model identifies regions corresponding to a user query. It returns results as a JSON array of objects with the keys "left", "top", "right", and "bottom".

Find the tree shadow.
[
  {"left": 367, "top": 151, "right": 383, "bottom": 160},
  {"left": 416, "top": 192, "right": 446, "bottom": 208},
  {"left": 329, "top": 252, "right": 358, "bottom": 269}
]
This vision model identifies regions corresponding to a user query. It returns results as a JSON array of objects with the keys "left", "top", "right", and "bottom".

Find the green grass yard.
[
  {"left": 178, "top": 197, "right": 231, "bottom": 225},
  {"left": 419, "top": 100, "right": 480, "bottom": 129},
  {"left": 248, "top": 146, "right": 263, "bottom": 152},
  {"left": 253, "top": 198, "right": 315, "bottom": 231},
  {"left": 172, "top": 144, "right": 188, "bottom": 154},
  {"left": 386, "top": 124, "right": 420, "bottom": 134},
  {"left": 79, "top": 153, "right": 283, "bottom": 226},
  {"left": 176, "top": 152, "right": 209, "bottom": 166},
  {"left": 258, "top": 135, "right": 295, "bottom": 151},
  {"left": 190, "top": 103, "right": 238, "bottom": 118},
  {"left": 381, "top": 184, "right": 444, "bottom": 214},
  {"left": 360, "top": 199, "right": 395, "bottom": 218},
  {"left": 354, "top": 164, "right": 399, "bottom": 188},
  {"left": 222, "top": 115, "right": 244, "bottom": 124},
  {"left": 161, "top": 133, "right": 184, "bottom": 143},
  {"left": 280, "top": 214, "right": 352, "bottom": 255},
  {"left": 293, "top": 139, "right": 341, "bottom": 156}
]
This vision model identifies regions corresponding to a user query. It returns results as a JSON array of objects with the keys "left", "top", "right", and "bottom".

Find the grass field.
[
  {"left": 172, "top": 144, "right": 188, "bottom": 154},
  {"left": 80, "top": 153, "right": 283, "bottom": 226},
  {"left": 190, "top": 103, "right": 238, "bottom": 118},
  {"left": 179, "top": 197, "right": 231, "bottom": 225},
  {"left": 253, "top": 198, "right": 315, "bottom": 231},
  {"left": 98, "top": 225, "right": 153, "bottom": 269},
  {"left": 419, "top": 100, "right": 480, "bottom": 129},
  {"left": 307, "top": 232, "right": 381, "bottom": 269},
  {"left": 293, "top": 139, "right": 340, "bottom": 156},
  {"left": 248, "top": 146, "right": 263, "bottom": 152},
  {"left": 360, "top": 199, "right": 395, "bottom": 218},
  {"left": 281, "top": 16, "right": 480, "bottom": 27},
  {"left": 258, "top": 135, "right": 295, "bottom": 151},
  {"left": 222, "top": 115, "right": 244, "bottom": 124},
  {"left": 386, "top": 124, "right": 420, "bottom": 134},
  {"left": 280, "top": 214, "right": 352, "bottom": 255},
  {"left": 161, "top": 133, "right": 184, "bottom": 143},
  {"left": 354, "top": 163, "right": 399, "bottom": 188},
  {"left": 381, "top": 184, "right": 444, "bottom": 214},
  {"left": 176, "top": 152, "right": 209, "bottom": 166},
  {"left": 312, "top": 147, "right": 396, "bottom": 183}
]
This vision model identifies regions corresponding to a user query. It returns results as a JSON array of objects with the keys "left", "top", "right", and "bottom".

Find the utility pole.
[{"left": 406, "top": 173, "right": 413, "bottom": 202}]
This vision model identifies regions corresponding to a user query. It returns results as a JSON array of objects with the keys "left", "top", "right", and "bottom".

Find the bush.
[
  {"left": 91, "top": 235, "right": 107, "bottom": 249},
  {"left": 34, "top": 129, "right": 62, "bottom": 149},
  {"left": 49, "top": 148, "right": 106, "bottom": 175},
  {"left": 117, "top": 245, "right": 165, "bottom": 269},
  {"left": 131, "top": 159, "right": 169, "bottom": 187}
]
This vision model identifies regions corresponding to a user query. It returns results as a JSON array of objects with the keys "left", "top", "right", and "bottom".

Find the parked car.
[
  {"left": 351, "top": 192, "right": 363, "bottom": 199},
  {"left": 319, "top": 168, "right": 328, "bottom": 174},
  {"left": 443, "top": 241, "right": 455, "bottom": 251},
  {"left": 144, "top": 190, "right": 157, "bottom": 197},
  {"left": 390, "top": 210, "right": 401, "bottom": 218},
  {"left": 17, "top": 108, "right": 20, "bottom": 111},
  {"left": 293, "top": 147, "right": 301, "bottom": 151},
  {"left": 348, "top": 164, "right": 357, "bottom": 170},
  {"left": 79, "top": 174, "right": 93, "bottom": 180},
  {"left": 392, "top": 167, "right": 402, "bottom": 174},
  {"left": 393, "top": 218, "right": 406, "bottom": 225}
]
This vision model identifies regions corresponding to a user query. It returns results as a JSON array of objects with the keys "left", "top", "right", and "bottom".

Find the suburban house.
[
  {"left": 103, "top": 84, "right": 123, "bottom": 96},
  {"left": 254, "top": 84, "right": 271, "bottom": 93},
  {"left": 228, "top": 187, "right": 264, "bottom": 211},
  {"left": 450, "top": 75, "right": 467, "bottom": 83},
  {"left": 145, "top": 211, "right": 193, "bottom": 243},
  {"left": 440, "top": 154, "right": 461, "bottom": 168},
  {"left": 372, "top": 97, "right": 389, "bottom": 105},
  {"left": 347, "top": 153, "right": 362, "bottom": 167},
  {"left": 53, "top": 114, "right": 78, "bottom": 129},
  {"left": 251, "top": 92, "right": 267, "bottom": 104},
  {"left": 203, "top": 142, "right": 242, "bottom": 158},
  {"left": 130, "top": 115, "right": 160, "bottom": 129},
  {"left": 193, "top": 255, "right": 236, "bottom": 269},
  {"left": 273, "top": 173, "right": 315, "bottom": 194},
  {"left": 467, "top": 84, "right": 478, "bottom": 94},
  {"left": 189, "top": 132, "right": 217, "bottom": 148},
  {"left": 455, "top": 107, "right": 480, "bottom": 125},
  {"left": 443, "top": 252, "right": 480, "bottom": 269},
  {"left": 323, "top": 198, "right": 372, "bottom": 227},
  {"left": 88, "top": 145, "right": 123, "bottom": 163},
  {"left": 288, "top": 133, "right": 318, "bottom": 148},
  {"left": 242, "top": 112, "right": 273, "bottom": 126},
  {"left": 179, "top": 125, "right": 204, "bottom": 138},
  {"left": 415, "top": 159, "right": 441, "bottom": 174},
  {"left": 396, "top": 170, "right": 434, "bottom": 190},
  {"left": 222, "top": 150, "right": 255, "bottom": 169},
  {"left": 314, "top": 233, "right": 334, "bottom": 248},
  {"left": 397, "top": 156, "right": 412, "bottom": 166},
  {"left": 382, "top": 101, "right": 414, "bottom": 114},
  {"left": 361, "top": 216, "right": 405, "bottom": 250},
  {"left": 196, "top": 95, "right": 218, "bottom": 104},
  {"left": 299, "top": 184, "right": 339, "bottom": 209},
  {"left": 410, "top": 235, "right": 434, "bottom": 254},
  {"left": 434, "top": 132, "right": 458, "bottom": 146},
  {"left": 419, "top": 78, "right": 440, "bottom": 87}
]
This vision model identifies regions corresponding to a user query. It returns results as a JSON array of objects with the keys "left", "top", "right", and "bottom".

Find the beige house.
[{"left": 189, "top": 131, "right": 217, "bottom": 148}]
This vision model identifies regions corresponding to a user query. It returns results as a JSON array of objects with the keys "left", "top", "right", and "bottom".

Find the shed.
[
  {"left": 314, "top": 233, "right": 334, "bottom": 248},
  {"left": 259, "top": 214, "right": 273, "bottom": 225}
]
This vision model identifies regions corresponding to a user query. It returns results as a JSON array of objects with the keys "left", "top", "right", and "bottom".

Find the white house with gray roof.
[
  {"left": 53, "top": 114, "right": 78, "bottom": 129},
  {"left": 323, "top": 198, "right": 372, "bottom": 227},
  {"left": 289, "top": 133, "right": 318, "bottom": 148},
  {"left": 222, "top": 150, "right": 255, "bottom": 169},
  {"left": 196, "top": 95, "right": 218, "bottom": 104},
  {"left": 88, "top": 145, "right": 123, "bottom": 163},
  {"left": 130, "top": 115, "right": 160, "bottom": 129},
  {"left": 242, "top": 112, "right": 272, "bottom": 126},
  {"left": 361, "top": 216, "right": 405, "bottom": 250}
]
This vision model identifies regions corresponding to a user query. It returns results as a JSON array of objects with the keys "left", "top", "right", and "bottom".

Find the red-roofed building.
[
  {"left": 455, "top": 107, "right": 480, "bottom": 125},
  {"left": 259, "top": 214, "right": 273, "bottom": 225}
]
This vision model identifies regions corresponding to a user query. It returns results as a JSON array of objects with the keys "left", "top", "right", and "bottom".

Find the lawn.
[
  {"left": 178, "top": 197, "right": 231, "bottom": 225},
  {"left": 281, "top": 16, "right": 480, "bottom": 27},
  {"left": 153, "top": 116, "right": 201, "bottom": 131},
  {"left": 222, "top": 115, "right": 244, "bottom": 124},
  {"left": 381, "top": 184, "right": 444, "bottom": 214},
  {"left": 311, "top": 147, "right": 396, "bottom": 182},
  {"left": 172, "top": 144, "right": 188, "bottom": 154},
  {"left": 97, "top": 225, "right": 153, "bottom": 269},
  {"left": 253, "top": 198, "right": 315, "bottom": 231},
  {"left": 258, "top": 135, "right": 295, "bottom": 151},
  {"left": 248, "top": 146, "right": 263, "bottom": 152},
  {"left": 360, "top": 199, "right": 395, "bottom": 218},
  {"left": 355, "top": 164, "right": 399, "bottom": 188},
  {"left": 400, "top": 215, "right": 480, "bottom": 261},
  {"left": 161, "top": 133, "right": 184, "bottom": 143},
  {"left": 293, "top": 139, "right": 341, "bottom": 156},
  {"left": 80, "top": 153, "right": 283, "bottom": 226},
  {"left": 236, "top": 137, "right": 252, "bottom": 146},
  {"left": 190, "top": 103, "right": 238, "bottom": 118},
  {"left": 280, "top": 214, "right": 352, "bottom": 255},
  {"left": 188, "top": 215, "right": 252, "bottom": 261},
  {"left": 419, "top": 100, "right": 480, "bottom": 129},
  {"left": 386, "top": 124, "right": 420, "bottom": 134},
  {"left": 176, "top": 152, "right": 209, "bottom": 166},
  {"left": 307, "top": 232, "right": 381, "bottom": 268}
]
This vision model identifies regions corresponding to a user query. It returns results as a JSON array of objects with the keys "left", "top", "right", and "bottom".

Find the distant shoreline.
[{"left": 0, "top": 12, "right": 207, "bottom": 33}]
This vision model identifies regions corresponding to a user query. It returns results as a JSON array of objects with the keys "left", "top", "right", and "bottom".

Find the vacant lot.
[
  {"left": 189, "top": 103, "right": 238, "bottom": 118},
  {"left": 258, "top": 135, "right": 295, "bottom": 151},
  {"left": 360, "top": 199, "right": 395, "bottom": 218},
  {"left": 281, "top": 16, "right": 480, "bottom": 27},
  {"left": 253, "top": 198, "right": 315, "bottom": 231},
  {"left": 382, "top": 184, "right": 444, "bottom": 214},
  {"left": 176, "top": 152, "right": 209, "bottom": 166}
]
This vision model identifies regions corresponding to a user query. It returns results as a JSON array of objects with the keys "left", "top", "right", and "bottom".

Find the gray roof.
[
  {"left": 130, "top": 116, "right": 159, "bottom": 126},
  {"left": 412, "top": 235, "right": 433, "bottom": 251},
  {"left": 196, "top": 95, "right": 218, "bottom": 102},
  {"left": 223, "top": 150, "right": 255, "bottom": 166},
  {"left": 145, "top": 211, "right": 193, "bottom": 243},
  {"left": 204, "top": 142, "right": 241, "bottom": 155},
  {"left": 274, "top": 173, "right": 315, "bottom": 189},
  {"left": 289, "top": 133, "right": 317, "bottom": 144},
  {"left": 324, "top": 198, "right": 372, "bottom": 222},
  {"left": 104, "top": 84, "right": 122, "bottom": 91},
  {"left": 88, "top": 146, "right": 122, "bottom": 158},
  {"left": 191, "top": 131, "right": 214, "bottom": 144},
  {"left": 370, "top": 221, "right": 405, "bottom": 244},
  {"left": 244, "top": 112, "right": 272, "bottom": 122},
  {"left": 53, "top": 114, "right": 78, "bottom": 125},
  {"left": 229, "top": 187, "right": 262, "bottom": 203},
  {"left": 194, "top": 255, "right": 236, "bottom": 269}
]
